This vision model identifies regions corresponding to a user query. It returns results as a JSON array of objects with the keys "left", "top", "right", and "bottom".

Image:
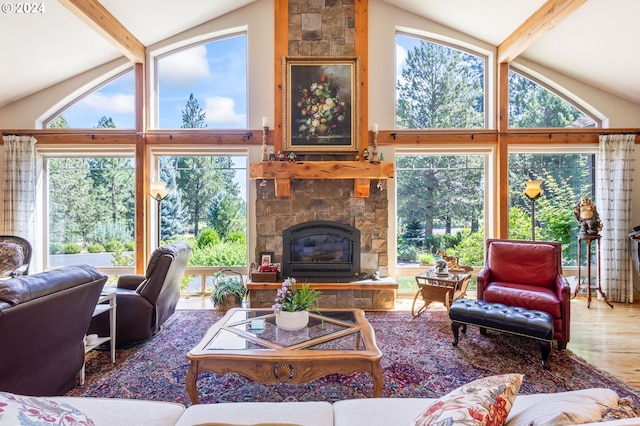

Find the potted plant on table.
[
  {"left": 272, "top": 277, "right": 322, "bottom": 331},
  {"left": 210, "top": 270, "right": 246, "bottom": 311}
]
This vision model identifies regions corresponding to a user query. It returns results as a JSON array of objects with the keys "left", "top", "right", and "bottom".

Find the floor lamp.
[
  {"left": 524, "top": 180, "right": 543, "bottom": 241},
  {"left": 150, "top": 181, "right": 168, "bottom": 248}
]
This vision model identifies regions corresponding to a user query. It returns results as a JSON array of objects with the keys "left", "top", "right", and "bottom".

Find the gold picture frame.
[{"left": 282, "top": 56, "right": 359, "bottom": 152}]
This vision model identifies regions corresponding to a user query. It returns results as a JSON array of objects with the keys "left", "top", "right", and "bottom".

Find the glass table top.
[{"left": 203, "top": 309, "right": 366, "bottom": 352}]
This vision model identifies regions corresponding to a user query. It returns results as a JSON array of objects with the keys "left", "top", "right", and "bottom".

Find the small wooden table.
[
  {"left": 412, "top": 268, "right": 472, "bottom": 317},
  {"left": 186, "top": 308, "right": 383, "bottom": 404}
]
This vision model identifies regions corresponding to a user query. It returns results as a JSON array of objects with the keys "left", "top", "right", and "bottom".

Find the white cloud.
[
  {"left": 158, "top": 45, "right": 211, "bottom": 86},
  {"left": 78, "top": 92, "right": 134, "bottom": 114},
  {"left": 205, "top": 96, "right": 246, "bottom": 128}
]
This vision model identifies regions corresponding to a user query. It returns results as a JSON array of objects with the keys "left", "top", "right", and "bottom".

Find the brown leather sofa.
[
  {"left": 89, "top": 242, "right": 191, "bottom": 347},
  {"left": 476, "top": 239, "right": 571, "bottom": 349},
  {"left": 0, "top": 265, "right": 107, "bottom": 396}
]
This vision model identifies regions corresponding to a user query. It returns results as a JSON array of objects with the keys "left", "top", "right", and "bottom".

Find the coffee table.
[{"left": 186, "top": 308, "right": 383, "bottom": 404}]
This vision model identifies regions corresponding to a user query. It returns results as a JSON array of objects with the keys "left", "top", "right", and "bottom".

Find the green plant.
[
  {"left": 64, "top": 243, "right": 82, "bottom": 254},
  {"left": 273, "top": 277, "right": 321, "bottom": 313},
  {"left": 124, "top": 241, "right": 135, "bottom": 251},
  {"left": 210, "top": 272, "right": 246, "bottom": 309},
  {"left": 418, "top": 252, "right": 435, "bottom": 265},
  {"left": 198, "top": 228, "right": 220, "bottom": 248},
  {"left": 105, "top": 240, "right": 123, "bottom": 252},
  {"left": 50, "top": 242, "right": 64, "bottom": 255},
  {"left": 87, "top": 243, "right": 104, "bottom": 253}
]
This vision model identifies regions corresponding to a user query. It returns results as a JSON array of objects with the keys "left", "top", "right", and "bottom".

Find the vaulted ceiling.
[{"left": 1, "top": 0, "right": 638, "bottom": 110}]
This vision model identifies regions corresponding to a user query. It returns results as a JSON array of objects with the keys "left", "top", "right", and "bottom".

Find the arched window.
[
  {"left": 45, "top": 70, "right": 135, "bottom": 129},
  {"left": 509, "top": 69, "right": 598, "bottom": 128},
  {"left": 395, "top": 33, "right": 486, "bottom": 129},
  {"left": 155, "top": 33, "right": 247, "bottom": 129}
]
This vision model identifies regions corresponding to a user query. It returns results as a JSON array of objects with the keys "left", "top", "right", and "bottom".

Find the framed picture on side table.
[
  {"left": 259, "top": 251, "right": 274, "bottom": 266},
  {"left": 282, "top": 56, "right": 360, "bottom": 152}
]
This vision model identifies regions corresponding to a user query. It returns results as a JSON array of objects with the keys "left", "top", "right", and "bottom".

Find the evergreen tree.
[
  {"left": 207, "top": 193, "right": 245, "bottom": 239},
  {"left": 181, "top": 94, "right": 207, "bottom": 129},
  {"left": 96, "top": 116, "right": 116, "bottom": 128},
  {"left": 159, "top": 158, "right": 188, "bottom": 241},
  {"left": 48, "top": 115, "right": 69, "bottom": 128},
  {"left": 396, "top": 40, "right": 484, "bottom": 129}
]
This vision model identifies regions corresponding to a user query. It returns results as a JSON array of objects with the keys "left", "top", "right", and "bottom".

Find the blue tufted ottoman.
[{"left": 449, "top": 298, "right": 554, "bottom": 369}]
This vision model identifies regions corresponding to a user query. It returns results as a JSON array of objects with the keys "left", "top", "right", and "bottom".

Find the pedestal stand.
[{"left": 575, "top": 234, "right": 613, "bottom": 308}]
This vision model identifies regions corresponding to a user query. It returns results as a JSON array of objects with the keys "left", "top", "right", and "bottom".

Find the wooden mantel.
[{"left": 250, "top": 161, "right": 395, "bottom": 197}]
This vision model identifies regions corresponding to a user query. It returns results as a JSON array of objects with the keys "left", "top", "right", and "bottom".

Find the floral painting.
[{"left": 283, "top": 57, "right": 359, "bottom": 152}]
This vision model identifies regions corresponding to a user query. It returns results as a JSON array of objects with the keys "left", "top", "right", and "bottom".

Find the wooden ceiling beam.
[
  {"left": 497, "top": 0, "right": 586, "bottom": 64},
  {"left": 58, "top": 0, "right": 145, "bottom": 63}
]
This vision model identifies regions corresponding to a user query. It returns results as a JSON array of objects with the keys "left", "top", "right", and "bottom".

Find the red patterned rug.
[{"left": 68, "top": 309, "right": 640, "bottom": 406}]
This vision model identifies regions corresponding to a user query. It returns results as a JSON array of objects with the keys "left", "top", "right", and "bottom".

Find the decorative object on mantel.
[
  {"left": 273, "top": 277, "right": 321, "bottom": 331},
  {"left": 261, "top": 117, "right": 269, "bottom": 161},
  {"left": 370, "top": 123, "right": 380, "bottom": 163}
]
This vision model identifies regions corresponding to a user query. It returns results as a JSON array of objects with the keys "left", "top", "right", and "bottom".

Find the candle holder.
[
  {"left": 370, "top": 126, "right": 380, "bottom": 163},
  {"left": 261, "top": 125, "right": 269, "bottom": 161}
]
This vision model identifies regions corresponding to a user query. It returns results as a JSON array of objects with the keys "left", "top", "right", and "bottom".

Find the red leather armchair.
[{"left": 477, "top": 239, "right": 571, "bottom": 349}]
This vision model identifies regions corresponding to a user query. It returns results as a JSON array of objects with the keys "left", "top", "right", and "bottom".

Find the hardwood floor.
[{"left": 178, "top": 291, "right": 640, "bottom": 389}]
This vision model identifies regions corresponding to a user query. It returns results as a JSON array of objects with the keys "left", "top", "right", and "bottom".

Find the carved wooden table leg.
[{"left": 186, "top": 361, "right": 200, "bottom": 404}]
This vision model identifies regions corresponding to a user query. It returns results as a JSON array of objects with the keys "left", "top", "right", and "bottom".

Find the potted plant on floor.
[{"left": 211, "top": 269, "right": 246, "bottom": 311}]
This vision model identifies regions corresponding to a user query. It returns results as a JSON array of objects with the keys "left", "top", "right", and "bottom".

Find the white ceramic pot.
[{"left": 276, "top": 310, "right": 309, "bottom": 331}]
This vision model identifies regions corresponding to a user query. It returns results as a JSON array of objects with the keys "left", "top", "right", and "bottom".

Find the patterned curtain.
[
  {"left": 597, "top": 134, "right": 635, "bottom": 303},
  {"left": 2, "top": 135, "right": 37, "bottom": 245}
]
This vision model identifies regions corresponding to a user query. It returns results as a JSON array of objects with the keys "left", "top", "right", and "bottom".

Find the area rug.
[{"left": 68, "top": 309, "right": 640, "bottom": 406}]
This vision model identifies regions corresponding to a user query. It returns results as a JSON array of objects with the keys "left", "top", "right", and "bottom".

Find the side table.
[
  {"left": 81, "top": 286, "right": 116, "bottom": 384},
  {"left": 412, "top": 268, "right": 472, "bottom": 318}
]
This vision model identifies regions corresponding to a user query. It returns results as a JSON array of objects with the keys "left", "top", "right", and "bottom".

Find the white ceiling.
[{"left": 0, "top": 0, "right": 638, "bottom": 111}]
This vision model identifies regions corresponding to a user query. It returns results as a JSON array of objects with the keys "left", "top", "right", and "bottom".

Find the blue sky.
[{"left": 58, "top": 34, "right": 247, "bottom": 129}]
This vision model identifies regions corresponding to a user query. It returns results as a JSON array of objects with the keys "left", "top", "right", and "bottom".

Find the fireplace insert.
[{"left": 282, "top": 220, "right": 361, "bottom": 281}]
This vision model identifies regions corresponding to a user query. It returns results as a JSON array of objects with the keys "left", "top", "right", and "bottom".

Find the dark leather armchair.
[
  {"left": 0, "top": 235, "right": 32, "bottom": 277},
  {"left": 477, "top": 239, "right": 571, "bottom": 349},
  {"left": 89, "top": 242, "right": 191, "bottom": 347}
]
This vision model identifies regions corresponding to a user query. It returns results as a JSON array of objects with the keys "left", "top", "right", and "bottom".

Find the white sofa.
[{"left": 14, "top": 388, "right": 636, "bottom": 426}]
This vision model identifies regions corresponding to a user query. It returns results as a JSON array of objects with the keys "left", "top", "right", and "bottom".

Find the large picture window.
[
  {"left": 396, "top": 151, "right": 488, "bottom": 294},
  {"left": 396, "top": 33, "right": 486, "bottom": 129},
  {"left": 45, "top": 155, "right": 136, "bottom": 269},
  {"left": 156, "top": 34, "right": 247, "bottom": 129}
]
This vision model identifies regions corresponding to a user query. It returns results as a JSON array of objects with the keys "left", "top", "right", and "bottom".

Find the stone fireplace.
[{"left": 250, "top": 175, "right": 396, "bottom": 310}]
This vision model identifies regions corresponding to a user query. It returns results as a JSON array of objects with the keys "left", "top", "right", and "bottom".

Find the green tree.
[
  {"left": 48, "top": 158, "right": 100, "bottom": 245},
  {"left": 159, "top": 160, "right": 188, "bottom": 241},
  {"left": 509, "top": 71, "right": 588, "bottom": 128},
  {"left": 48, "top": 115, "right": 69, "bottom": 128},
  {"left": 181, "top": 93, "right": 207, "bottom": 129},
  {"left": 208, "top": 193, "right": 245, "bottom": 239},
  {"left": 87, "top": 158, "right": 136, "bottom": 233},
  {"left": 96, "top": 116, "right": 116, "bottom": 128},
  {"left": 396, "top": 40, "right": 484, "bottom": 129}
]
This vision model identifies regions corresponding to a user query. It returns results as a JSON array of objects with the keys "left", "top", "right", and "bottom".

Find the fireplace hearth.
[{"left": 282, "top": 220, "right": 361, "bottom": 281}]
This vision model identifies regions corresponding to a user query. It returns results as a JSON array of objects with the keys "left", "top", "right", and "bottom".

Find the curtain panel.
[
  {"left": 597, "top": 134, "right": 635, "bottom": 303},
  {"left": 2, "top": 135, "right": 37, "bottom": 245}
]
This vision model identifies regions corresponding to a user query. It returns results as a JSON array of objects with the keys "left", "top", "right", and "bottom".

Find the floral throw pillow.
[
  {"left": 0, "top": 391, "right": 95, "bottom": 425},
  {"left": 412, "top": 374, "right": 523, "bottom": 426}
]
